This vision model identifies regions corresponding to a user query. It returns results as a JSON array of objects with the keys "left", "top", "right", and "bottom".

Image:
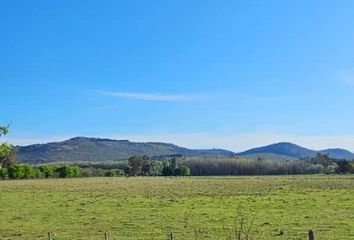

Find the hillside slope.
[
  {"left": 320, "top": 148, "right": 354, "bottom": 160},
  {"left": 16, "top": 137, "right": 235, "bottom": 164},
  {"left": 238, "top": 142, "right": 354, "bottom": 160},
  {"left": 238, "top": 142, "right": 316, "bottom": 159}
]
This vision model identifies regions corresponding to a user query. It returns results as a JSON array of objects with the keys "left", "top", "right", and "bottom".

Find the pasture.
[{"left": 0, "top": 175, "right": 353, "bottom": 239}]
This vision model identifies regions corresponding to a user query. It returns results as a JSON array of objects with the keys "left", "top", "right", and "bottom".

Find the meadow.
[{"left": 0, "top": 175, "right": 353, "bottom": 240}]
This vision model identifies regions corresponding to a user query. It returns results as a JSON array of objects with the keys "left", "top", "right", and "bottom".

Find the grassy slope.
[{"left": 0, "top": 176, "right": 353, "bottom": 240}]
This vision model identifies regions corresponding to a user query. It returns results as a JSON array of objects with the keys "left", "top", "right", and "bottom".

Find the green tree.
[
  {"left": 127, "top": 156, "right": 144, "bottom": 176},
  {"left": 39, "top": 165, "right": 56, "bottom": 178},
  {"left": 0, "top": 167, "right": 8, "bottom": 179},
  {"left": 0, "top": 125, "right": 16, "bottom": 168},
  {"left": 56, "top": 166, "right": 81, "bottom": 178},
  {"left": 8, "top": 164, "right": 26, "bottom": 179},
  {"left": 180, "top": 166, "right": 191, "bottom": 176},
  {"left": 162, "top": 158, "right": 178, "bottom": 176},
  {"left": 336, "top": 160, "right": 353, "bottom": 173}
]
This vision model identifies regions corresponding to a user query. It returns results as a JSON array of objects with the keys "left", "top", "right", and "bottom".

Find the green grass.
[{"left": 0, "top": 175, "right": 353, "bottom": 239}]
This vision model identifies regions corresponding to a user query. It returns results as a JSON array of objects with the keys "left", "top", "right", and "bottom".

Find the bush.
[
  {"left": 0, "top": 167, "right": 8, "bottom": 179},
  {"left": 39, "top": 165, "right": 56, "bottom": 178},
  {"left": 180, "top": 166, "right": 191, "bottom": 176},
  {"left": 80, "top": 167, "right": 95, "bottom": 177},
  {"left": 8, "top": 164, "right": 26, "bottom": 179},
  {"left": 56, "top": 166, "right": 81, "bottom": 178}
]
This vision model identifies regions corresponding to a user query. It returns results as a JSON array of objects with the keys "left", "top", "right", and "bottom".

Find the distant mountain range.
[
  {"left": 16, "top": 137, "right": 235, "bottom": 164},
  {"left": 16, "top": 137, "right": 354, "bottom": 164},
  {"left": 238, "top": 142, "right": 354, "bottom": 160}
]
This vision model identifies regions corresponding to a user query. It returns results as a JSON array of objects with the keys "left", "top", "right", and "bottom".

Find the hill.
[
  {"left": 238, "top": 142, "right": 354, "bottom": 160},
  {"left": 320, "top": 148, "right": 354, "bottom": 160},
  {"left": 238, "top": 142, "right": 316, "bottom": 159},
  {"left": 16, "top": 138, "right": 354, "bottom": 164},
  {"left": 16, "top": 137, "right": 235, "bottom": 164}
]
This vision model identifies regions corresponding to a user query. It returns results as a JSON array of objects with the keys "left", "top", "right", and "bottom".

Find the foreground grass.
[{"left": 0, "top": 175, "right": 353, "bottom": 239}]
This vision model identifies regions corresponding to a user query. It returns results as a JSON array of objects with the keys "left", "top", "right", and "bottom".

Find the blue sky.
[{"left": 1, "top": 0, "right": 354, "bottom": 151}]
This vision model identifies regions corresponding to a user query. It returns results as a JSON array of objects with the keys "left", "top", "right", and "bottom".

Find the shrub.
[
  {"left": 8, "top": 164, "right": 26, "bottom": 179},
  {"left": 39, "top": 165, "right": 56, "bottom": 178},
  {"left": 0, "top": 167, "right": 8, "bottom": 179},
  {"left": 56, "top": 166, "right": 81, "bottom": 178},
  {"left": 180, "top": 166, "right": 191, "bottom": 176}
]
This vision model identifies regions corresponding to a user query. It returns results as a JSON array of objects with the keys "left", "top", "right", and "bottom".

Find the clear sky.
[{"left": 1, "top": 0, "right": 354, "bottom": 151}]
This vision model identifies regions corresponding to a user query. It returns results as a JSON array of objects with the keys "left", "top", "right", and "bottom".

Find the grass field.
[{"left": 0, "top": 176, "right": 353, "bottom": 240}]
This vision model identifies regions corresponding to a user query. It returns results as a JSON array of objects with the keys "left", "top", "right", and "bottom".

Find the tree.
[
  {"left": 141, "top": 155, "right": 152, "bottom": 176},
  {"left": 8, "top": 164, "right": 26, "bottom": 179},
  {"left": 180, "top": 166, "right": 191, "bottom": 176},
  {"left": 127, "top": 156, "right": 144, "bottom": 176},
  {"left": 56, "top": 166, "right": 81, "bottom": 178},
  {"left": 39, "top": 165, "right": 56, "bottom": 178},
  {"left": 161, "top": 158, "right": 179, "bottom": 176},
  {"left": 0, "top": 125, "right": 16, "bottom": 168},
  {"left": 336, "top": 160, "right": 353, "bottom": 173},
  {"left": 315, "top": 153, "right": 332, "bottom": 170}
]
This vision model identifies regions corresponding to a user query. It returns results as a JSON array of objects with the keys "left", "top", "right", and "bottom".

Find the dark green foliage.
[
  {"left": 180, "top": 165, "right": 191, "bottom": 176},
  {"left": 126, "top": 156, "right": 190, "bottom": 176},
  {"left": 104, "top": 169, "right": 123, "bottom": 177},
  {"left": 0, "top": 167, "right": 8, "bottom": 179},
  {"left": 39, "top": 165, "right": 56, "bottom": 178},
  {"left": 161, "top": 159, "right": 176, "bottom": 176},
  {"left": 0, "top": 125, "right": 9, "bottom": 136},
  {"left": 56, "top": 166, "right": 81, "bottom": 178},
  {"left": 8, "top": 165, "right": 26, "bottom": 179},
  {"left": 336, "top": 160, "right": 354, "bottom": 173},
  {"left": 184, "top": 157, "right": 323, "bottom": 176},
  {"left": 0, "top": 156, "right": 351, "bottom": 181},
  {"left": 7, "top": 164, "right": 42, "bottom": 179}
]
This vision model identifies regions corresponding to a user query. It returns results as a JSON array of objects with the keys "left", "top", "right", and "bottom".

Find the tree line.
[
  {"left": 184, "top": 154, "right": 354, "bottom": 176},
  {"left": 0, "top": 156, "right": 191, "bottom": 180},
  {"left": 1, "top": 125, "right": 353, "bottom": 179}
]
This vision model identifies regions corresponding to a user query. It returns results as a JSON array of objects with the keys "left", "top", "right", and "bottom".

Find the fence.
[{"left": 47, "top": 230, "right": 316, "bottom": 240}]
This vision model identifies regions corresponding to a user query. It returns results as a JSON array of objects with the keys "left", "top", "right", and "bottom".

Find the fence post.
[
  {"left": 308, "top": 230, "right": 314, "bottom": 240},
  {"left": 169, "top": 233, "right": 173, "bottom": 240},
  {"left": 48, "top": 232, "right": 52, "bottom": 240},
  {"left": 104, "top": 232, "right": 109, "bottom": 240}
]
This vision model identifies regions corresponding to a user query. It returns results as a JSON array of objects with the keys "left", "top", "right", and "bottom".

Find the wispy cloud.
[{"left": 97, "top": 90, "right": 202, "bottom": 102}]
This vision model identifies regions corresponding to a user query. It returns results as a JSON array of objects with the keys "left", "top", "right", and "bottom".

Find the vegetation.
[
  {"left": 0, "top": 156, "right": 191, "bottom": 179},
  {"left": 184, "top": 157, "right": 324, "bottom": 175},
  {"left": 1, "top": 154, "right": 353, "bottom": 180},
  {"left": 238, "top": 142, "right": 354, "bottom": 160},
  {"left": 0, "top": 164, "right": 124, "bottom": 180},
  {"left": 16, "top": 137, "right": 234, "bottom": 164},
  {"left": 0, "top": 125, "right": 16, "bottom": 168},
  {"left": 0, "top": 176, "right": 353, "bottom": 239}
]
